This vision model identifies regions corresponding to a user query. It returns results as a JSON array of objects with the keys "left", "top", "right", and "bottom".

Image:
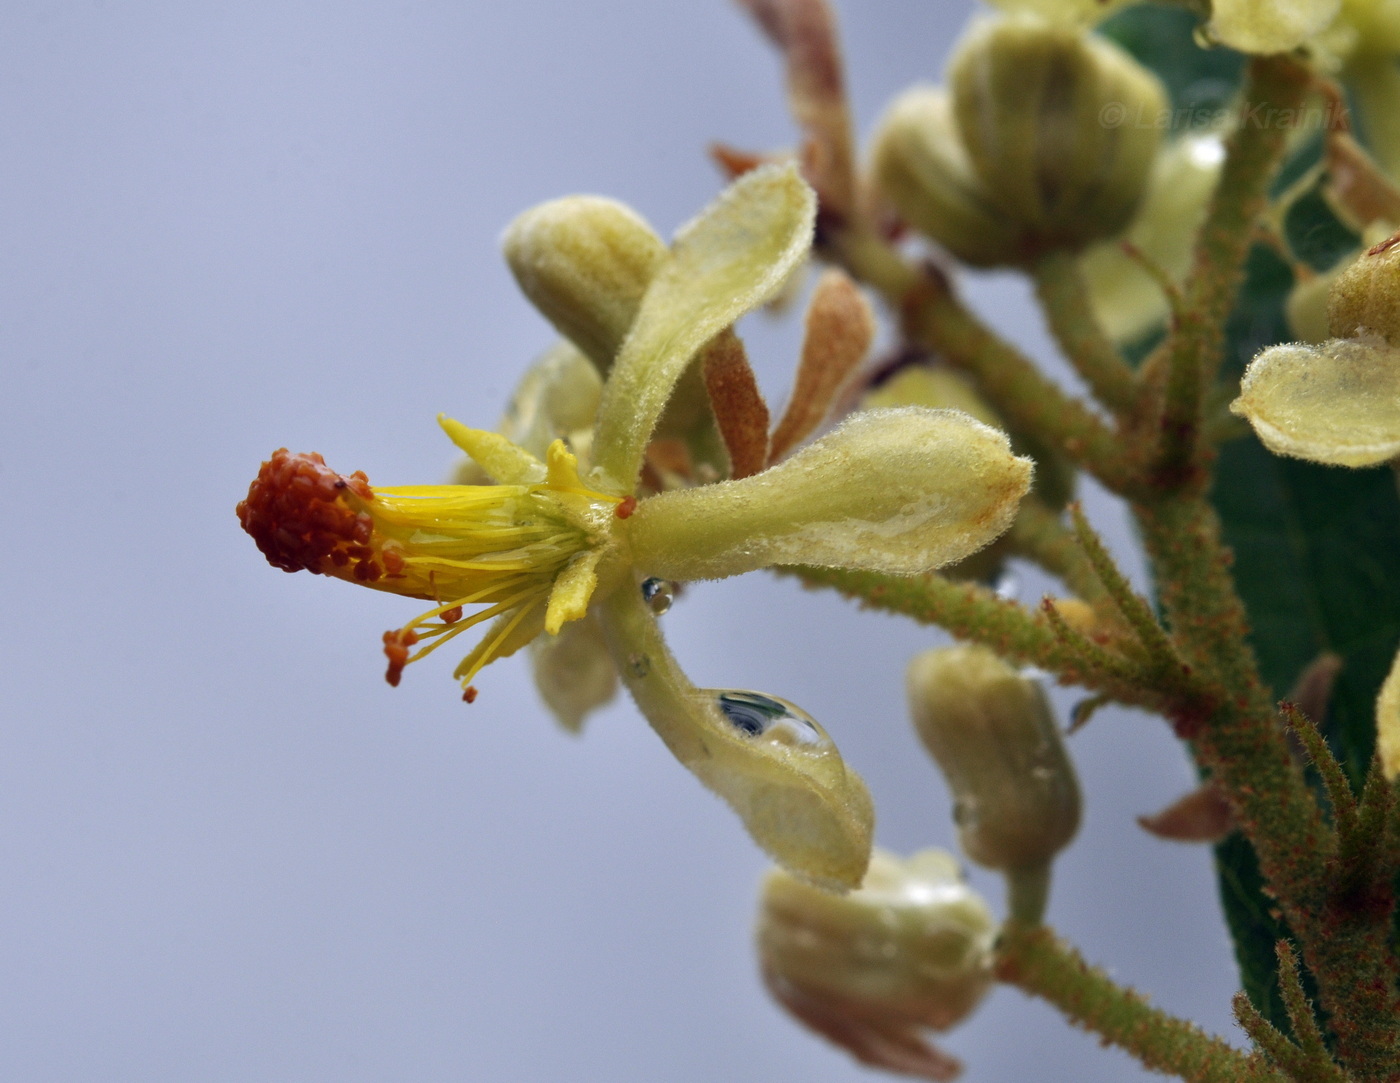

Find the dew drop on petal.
[
  {"left": 713, "top": 689, "right": 831, "bottom": 749},
  {"left": 640, "top": 576, "right": 676, "bottom": 615}
]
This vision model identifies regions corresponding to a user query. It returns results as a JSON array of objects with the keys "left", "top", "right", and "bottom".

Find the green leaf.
[
  {"left": 1098, "top": 3, "right": 1244, "bottom": 117},
  {"left": 1109, "top": 2, "right": 1400, "bottom": 1034},
  {"left": 1284, "top": 183, "right": 1360, "bottom": 272},
  {"left": 1211, "top": 246, "right": 1400, "bottom": 1033}
]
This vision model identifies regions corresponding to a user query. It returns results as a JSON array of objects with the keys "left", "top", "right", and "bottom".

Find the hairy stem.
[
  {"left": 1149, "top": 54, "right": 1311, "bottom": 488},
  {"left": 780, "top": 564, "right": 1169, "bottom": 713},
  {"left": 1005, "top": 863, "right": 1051, "bottom": 927},
  {"left": 1138, "top": 494, "right": 1400, "bottom": 1078},
  {"left": 1005, "top": 499, "right": 1110, "bottom": 606},
  {"left": 996, "top": 924, "right": 1287, "bottom": 1083},
  {"left": 1032, "top": 250, "right": 1137, "bottom": 415}
]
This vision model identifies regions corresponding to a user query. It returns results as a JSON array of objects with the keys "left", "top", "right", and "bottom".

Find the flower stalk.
[{"left": 996, "top": 924, "right": 1289, "bottom": 1083}]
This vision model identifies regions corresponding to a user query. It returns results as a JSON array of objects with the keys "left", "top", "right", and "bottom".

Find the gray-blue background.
[{"left": 2, "top": 3, "right": 1242, "bottom": 1079}]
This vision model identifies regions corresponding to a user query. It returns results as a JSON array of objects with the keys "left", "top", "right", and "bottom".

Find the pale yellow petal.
[
  {"left": 530, "top": 614, "right": 618, "bottom": 734},
  {"left": 598, "top": 585, "right": 873, "bottom": 890},
  {"left": 1208, "top": 0, "right": 1341, "bottom": 53},
  {"left": 544, "top": 548, "right": 601, "bottom": 635},
  {"left": 438, "top": 415, "right": 546, "bottom": 485},
  {"left": 627, "top": 407, "right": 1032, "bottom": 580},
  {"left": 591, "top": 164, "right": 817, "bottom": 490},
  {"left": 543, "top": 439, "right": 586, "bottom": 492},
  {"left": 1230, "top": 338, "right": 1400, "bottom": 467}
]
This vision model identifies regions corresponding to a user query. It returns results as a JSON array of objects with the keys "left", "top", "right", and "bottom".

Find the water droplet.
[
  {"left": 627, "top": 653, "right": 651, "bottom": 678},
  {"left": 712, "top": 689, "right": 830, "bottom": 749},
  {"left": 641, "top": 577, "right": 675, "bottom": 615}
]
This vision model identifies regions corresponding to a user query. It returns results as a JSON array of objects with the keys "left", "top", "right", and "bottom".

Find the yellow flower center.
[{"left": 237, "top": 446, "right": 621, "bottom": 694}]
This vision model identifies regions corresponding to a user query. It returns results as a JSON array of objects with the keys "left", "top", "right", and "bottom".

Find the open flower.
[{"left": 238, "top": 164, "right": 1033, "bottom": 888}]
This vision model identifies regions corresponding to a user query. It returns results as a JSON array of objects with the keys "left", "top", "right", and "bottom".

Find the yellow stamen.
[{"left": 237, "top": 445, "right": 619, "bottom": 693}]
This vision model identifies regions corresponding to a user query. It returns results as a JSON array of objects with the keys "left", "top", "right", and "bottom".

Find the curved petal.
[
  {"left": 1230, "top": 338, "right": 1400, "bottom": 467},
  {"left": 530, "top": 614, "right": 618, "bottom": 734},
  {"left": 591, "top": 164, "right": 817, "bottom": 491},
  {"left": 439, "top": 415, "right": 546, "bottom": 485},
  {"left": 627, "top": 407, "right": 1032, "bottom": 580},
  {"left": 544, "top": 548, "right": 601, "bottom": 634},
  {"left": 1209, "top": 0, "right": 1340, "bottom": 53},
  {"left": 598, "top": 584, "right": 873, "bottom": 890}
]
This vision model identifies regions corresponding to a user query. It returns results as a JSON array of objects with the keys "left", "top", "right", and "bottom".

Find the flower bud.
[
  {"left": 758, "top": 848, "right": 995, "bottom": 1080},
  {"left": 1230, "top": 337, "right": 1400, "bottom": 467},
  {"left": 946, "top": 15, "right": 1167, "bottom": 257},
  {"left": 1328, "top": 231, "right": 1400, "bottom": 344},
  {"left": 868, "top": 86, "right": 1023, "bottom": 268},
  {"left": 907, "top": 645, "right": 1080, "bottom": 872},
  {"left": 1285, "top": 269, "right": 1336, "bottom": 345},
  {"left": 503, "top": 196, "right": 667, "bottom": 372}
]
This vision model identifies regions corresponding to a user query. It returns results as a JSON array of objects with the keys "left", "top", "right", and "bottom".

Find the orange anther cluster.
[
  {"left": 237, "top": 449, "right": 381, "bottom": 580},
  {"left": 462, "top": 685, "right": 479, "bottom": 704},
  {"left": 615, "top": 495, "right": 638, "bottom": 519},
  {"left": 382, "top": 627, "right": 420, "bottom": 687},
  {"left": 440, "top": 605, "right": 463, "bottom": 624}
]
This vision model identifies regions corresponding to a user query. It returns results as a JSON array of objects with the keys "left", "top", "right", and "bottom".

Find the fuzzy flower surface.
[{"left": 238, "top": 165, "right": 1033, "bottom": 888}]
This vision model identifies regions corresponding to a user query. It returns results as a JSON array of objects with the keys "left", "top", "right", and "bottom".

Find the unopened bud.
[
  {"left": 1051, "top": 597, "right": 1100, "bottom": 638},
  {"left": 758, "top": 848, "right": 995, "bottom": 1080},
  {"left": 908, "top": 645, "right": 1080, "bottom": 872},
  {"left": 1286, "top": 269, "right": 1336, "bottom": 344},
  {"left": 947, "top": 15, "right": 1166, "bottom": 257},
  {"left": 1328, "top": 231, "right": 1400, "bottom": 344},
  {"left": 868, "top": 86, "right": 1023, "bottom": 268},
  {"left": 502, "top": 196, "right": 667, "bottom": 371}
]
